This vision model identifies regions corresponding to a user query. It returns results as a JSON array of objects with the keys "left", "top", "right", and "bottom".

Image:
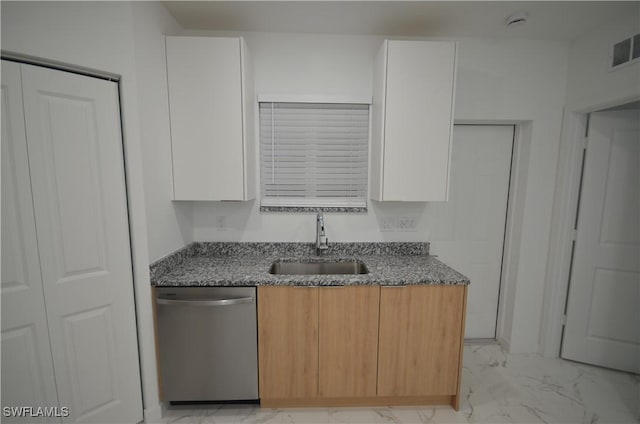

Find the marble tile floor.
[{"left": 160, "top": 343, "right": 639, "bottom": 424}]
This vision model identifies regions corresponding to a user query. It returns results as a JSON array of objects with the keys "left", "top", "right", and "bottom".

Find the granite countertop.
[{"left": 150, "top": 242, "right": 470, "bottom": 287}]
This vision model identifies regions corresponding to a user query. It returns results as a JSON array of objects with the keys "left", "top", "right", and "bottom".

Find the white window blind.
[{"left": 259, "top": 102, "right": 369, "bottom": 209}]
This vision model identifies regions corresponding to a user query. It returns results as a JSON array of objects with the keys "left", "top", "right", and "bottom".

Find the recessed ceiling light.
[{"left": 505, "top": 12, "right": 528, "bottom": 28}]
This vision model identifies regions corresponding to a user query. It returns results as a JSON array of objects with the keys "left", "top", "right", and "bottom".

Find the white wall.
[
  {"left": 1, "top": 1, "right": 171, "bottom": 420},
  {"left": 541, "top": 12, "right": 640, "bottom": 357},
  {"left": 185, "top": 30, "right": 569, "bottom": 353},
  {"left": 131, "top": 2, "right": 193, "bottom": 262},
  {"left": 565, "top": 13, "right": 640, "bottom": 112}
]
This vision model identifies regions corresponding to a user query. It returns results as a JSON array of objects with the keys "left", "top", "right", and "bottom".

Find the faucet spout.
[{"left": 316, "top": 212, "right": 329, "bottom": 255}]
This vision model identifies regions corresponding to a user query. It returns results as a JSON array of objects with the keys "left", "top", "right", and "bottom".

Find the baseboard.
[
  {"left": 497, "top": 336, "right": 511, "bottom": 352},
  {"left": 260, "top": 395, "right": 455, "bottom": 409},
  {"left": 464, "top": 338, "right": 498, "bottom": 345},
  {"left": 143, "top": 404, "right": 163, "bottom": 424},
  {"left": 503, "top": 338, "right": 539, "bottom": 354}
]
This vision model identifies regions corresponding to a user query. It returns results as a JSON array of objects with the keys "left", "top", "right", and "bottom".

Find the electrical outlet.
[
  {"left": 397, "top": 217, "right": 417, "bottom": 232},
  {"left": 380, "top": 216, "right": 397, "bottom": 232},
  {"left": 215, "top": 215, "right": 227, "bottom": 231}
]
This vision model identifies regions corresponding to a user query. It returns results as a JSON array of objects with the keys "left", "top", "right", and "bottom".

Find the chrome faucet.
[{"left": 316, "top": 212, "right": 329, "bottom": 255}]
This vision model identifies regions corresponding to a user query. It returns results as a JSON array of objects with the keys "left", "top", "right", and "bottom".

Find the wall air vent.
[{"left": 610, "top": 33, "right": 640, "bottom": 70}]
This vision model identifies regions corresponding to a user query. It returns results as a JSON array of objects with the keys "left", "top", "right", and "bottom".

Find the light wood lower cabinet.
[
  {"left": 377, "top": 285, "right": 467, "bottom": 406},
  {"left": 257, "top": 284, "right": 467, "bottom": 410},
  {"left": 257, "top": 286, "right": 319, "bottom": 399},
  {"left": 319, "top": 286, "right": 380, "bottom": 398}
]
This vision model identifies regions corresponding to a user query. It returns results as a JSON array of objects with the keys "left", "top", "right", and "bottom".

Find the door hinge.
[
  {"left": 571, "top": 229, "right": 578, "bottom": 241},
  {"left": 583, "top": 136, "right": 589, "bottom": 149},
  {"left": 562, "top": 314, "right": 567, "bottom": 326}
]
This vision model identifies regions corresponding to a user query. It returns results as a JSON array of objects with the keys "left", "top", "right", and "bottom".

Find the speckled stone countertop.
[{"left": 150, "top": 242, "right": 470, "bottom": 287}]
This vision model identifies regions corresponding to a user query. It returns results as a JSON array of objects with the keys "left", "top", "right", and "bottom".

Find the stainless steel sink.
[{"left": 269, "top": 260, "right": 369, "bottom": 275}]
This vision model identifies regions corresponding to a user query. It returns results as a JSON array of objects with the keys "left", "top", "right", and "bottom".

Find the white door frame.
[
  {"left": 496, "top": 122, "right": 527, "bottom": 349},
  {"left": 540, "top": 93, "right": 640, "bottom": 358}
]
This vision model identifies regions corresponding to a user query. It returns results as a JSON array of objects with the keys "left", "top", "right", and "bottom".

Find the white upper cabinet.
[
  {"left": 166, "top": 36, "right": 255, "bottom": 201},
  {"left": 370, "top": 40, "right": 457, "bottom": 201}
]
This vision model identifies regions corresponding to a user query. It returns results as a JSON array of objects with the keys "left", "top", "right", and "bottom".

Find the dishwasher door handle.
[{"left": 156, "top": 296, "right": 254, "bottom": 307}]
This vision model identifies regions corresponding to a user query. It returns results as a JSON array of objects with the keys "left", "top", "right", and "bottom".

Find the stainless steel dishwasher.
[{"left": 155, "top": 287, "right": 258, "bottom": 402}]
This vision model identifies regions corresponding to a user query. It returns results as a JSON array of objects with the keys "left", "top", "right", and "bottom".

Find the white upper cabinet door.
[
  {"left": 1, "top": 60, "right": 59, "bottom": 423},
  {"left": 20, "top": 64, "right": 142, "bottom": 423},
  {"left": 166, "top": 36, "right": 255, "bottom": 201},
  {"left": 371, "top": 40, "right": 457, "bottom": 201}
]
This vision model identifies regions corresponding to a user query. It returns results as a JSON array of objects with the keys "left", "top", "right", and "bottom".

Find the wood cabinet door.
[
  {"left": 377, "top": 285, "right": 465, "bottom": 396},
  {"left": 319, "top": 286, "right": 380, "bottom": 398},
  {"left": 258, "top": 286, "right": 319, "bottom": 399}
]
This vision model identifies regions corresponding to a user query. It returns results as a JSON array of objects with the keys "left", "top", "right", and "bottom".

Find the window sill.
[{"left": 260, "top": 206, "right": 368, "bottom": 213}]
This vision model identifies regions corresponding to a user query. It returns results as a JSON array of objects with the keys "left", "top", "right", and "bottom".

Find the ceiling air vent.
[{"left": 610, "top": 33, "right": 640, "bottom": 70}]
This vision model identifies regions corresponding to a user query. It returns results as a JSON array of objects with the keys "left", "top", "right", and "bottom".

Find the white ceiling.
[{"left": 163, "top": 1, "right": 639, "bottom": 41}]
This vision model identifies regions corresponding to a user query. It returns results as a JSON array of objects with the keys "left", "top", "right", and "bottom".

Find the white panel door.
[
  {"left": 562, "top": 110, "right": 639, "bottom": 373},
  {"left": 20, "top": 64, "right": 142, "bottom": 423},
  {"left": 429, "top": 125, "right": 514, "bottom": 339},
  {"left": 1, "top": 60, "right": 60, "bottom": 423}
]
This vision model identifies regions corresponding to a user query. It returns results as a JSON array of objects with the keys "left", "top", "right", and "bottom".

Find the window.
[{"left": 259, "top": 101, "right": 369, "bottom": 211}]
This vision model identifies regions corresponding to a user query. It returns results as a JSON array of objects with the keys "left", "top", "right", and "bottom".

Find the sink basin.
[{"left": 269, "top": 260, "right": 369, "bottom": 275}]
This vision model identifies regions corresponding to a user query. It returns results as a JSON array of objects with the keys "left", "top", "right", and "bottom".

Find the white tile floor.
[{"left": 160, "top": 344, "right": 640, "bottom": 424}]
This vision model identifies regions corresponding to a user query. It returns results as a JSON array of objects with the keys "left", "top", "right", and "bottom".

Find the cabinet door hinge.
[
  {"left": 562, "top": 314, "right": 567, "bottom": 326},
  {"left": 571, "top": 229, "right": 578, "bottom": 241}
]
